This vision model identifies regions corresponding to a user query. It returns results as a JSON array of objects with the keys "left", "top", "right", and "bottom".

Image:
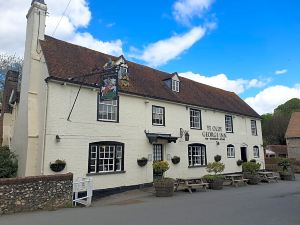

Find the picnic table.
[
  {"left": 258, "top": 171, "right": 279, "bottom": 183},
  {"left": 225, "top": 174, "right": 249, "bottom": 187},
  {"left": 174, "top": 177, "right": 209, "bottom": 193}
]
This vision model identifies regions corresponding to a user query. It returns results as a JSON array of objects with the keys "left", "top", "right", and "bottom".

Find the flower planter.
[
  {"left": 153, "top": 178, "right": 175, "bottom": 197},
  {"left": 171, "top": 156, "right": 180, "bottom": 165},
  {"left": 207, "top": 179, "right": 224, "bottom": 190},
  {"left": 50, "top": 163, "right": 66, "bottom": 172},
  {"left": 243, "top": 173, "right": 260, "bottom": 185},
  {"left": 137, "top": 158, "right": 148, "bottom": 167},
  {"left": 279, "top": 172, "right": 295, "bottom": 181}
]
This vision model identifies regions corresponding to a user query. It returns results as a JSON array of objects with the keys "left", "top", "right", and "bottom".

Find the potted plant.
[
  {"left": 214, "top": 155, "right": 222, "bottom": 162},
  {"left": 203, "top": 161, "right": 225, "bottom": 190},
  {"left": 137, "top": 157, "right": 148, "bottom": 167},
  {"left": 171, "top": 156, "right": 180, "bottom": 164},
  {"left": 278, "top": 158, "right": 295, "bottom": 181},
  {"left": 50, "top": 159, "right": 66, "bottom": 172},
  {"left": 153, "top": 161, "right": 174, "bottom": 197},
  {"left": 236, "top": 159, "right": 243, "bottom": 166},
  {"left": 242, "top": 161, "right": 261, "bottom": 184}
]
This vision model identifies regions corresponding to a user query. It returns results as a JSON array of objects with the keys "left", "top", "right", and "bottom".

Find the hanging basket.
[
  {"left": 171, "top": 156, "right": 180, "bottom": 165},
  {"left": 137, "top": 157, "right": 148, "bottom": 167},
  {"left": 50, "top": 160, "right": 66, "bottom": 172}
]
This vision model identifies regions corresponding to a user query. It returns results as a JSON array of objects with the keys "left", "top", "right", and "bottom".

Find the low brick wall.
[{"left": 0, "top": 173, "right": 73, "bottom": 215}]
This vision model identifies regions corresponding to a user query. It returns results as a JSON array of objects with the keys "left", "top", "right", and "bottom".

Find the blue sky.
[{"left": 1, "top": 0, "right": 300, "bottom": 114}]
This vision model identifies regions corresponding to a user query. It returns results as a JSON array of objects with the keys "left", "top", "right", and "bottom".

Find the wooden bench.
[
  {"left": 232, "top": 179, "right": 249, "bottom": 187},
  {"left": 175, "top": 178, "right": 209, "bottom": 194}
]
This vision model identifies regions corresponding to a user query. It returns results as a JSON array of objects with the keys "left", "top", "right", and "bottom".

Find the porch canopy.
[{"left": 145, "top": 132, "right": 178, "bottom": 144}]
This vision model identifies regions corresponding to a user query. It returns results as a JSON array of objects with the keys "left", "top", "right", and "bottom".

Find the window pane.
[{"left": 98, "top": 98, "right": 118, "bottom": 122}]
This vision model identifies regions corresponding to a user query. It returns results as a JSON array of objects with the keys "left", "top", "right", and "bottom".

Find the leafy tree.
[
  {"left": 261, "top": 98, "right": 300, "bottom": 146},
  {"left": 0, "top": 146, "right": 18, "bottom": 178}
]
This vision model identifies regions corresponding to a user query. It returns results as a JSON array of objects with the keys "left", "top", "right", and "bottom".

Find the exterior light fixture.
[
  {"left": 185, "top": 132, "right": 190, "bottom": 141},
  {"left": 55, "top": 135, "right": 61, "bottom": 142},
  {"left": 216, "top": 141, "right": 220, "bottom": 145}
]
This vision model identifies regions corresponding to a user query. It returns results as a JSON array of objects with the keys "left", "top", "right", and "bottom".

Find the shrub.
[
  {"left": 236, "top": 160, "right": 243, "bottom": 166},
  {"left": 202, "top": 174, "right": 224, "bottom": 182},
  {"left": 278, "top": 158, "right": 291, "bottom": 171},
  {"left": 0, "top": 146, "right": 18, "bottom": 178},
  {"left": 242, "top": 162, "right": 261, "bottom": 175},
  {"left": 206, "top": 162, "right": 225, "bottom": 175},
  {"left": 214, "top": 155, "right": 222, "bottom": 162},
  {"left": 153, "top": 161, "right": 169, "bottom": 174}
]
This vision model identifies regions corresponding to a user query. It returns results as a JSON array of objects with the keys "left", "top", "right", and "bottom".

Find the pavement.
[{"left": 1, "top": 175, "right": 300, "bottom": 225}]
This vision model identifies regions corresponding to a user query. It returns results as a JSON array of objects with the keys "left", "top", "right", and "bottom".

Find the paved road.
[{"left": 1, "top": 175, "right": 300, "bottom": 225}]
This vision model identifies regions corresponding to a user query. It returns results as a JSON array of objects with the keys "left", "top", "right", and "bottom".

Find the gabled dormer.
[
  {"left": 171, "top": 72, "right": 180, "bottom": 92},
  {"left": 164, "top": 72, "right": 180, "bottom": 93}
]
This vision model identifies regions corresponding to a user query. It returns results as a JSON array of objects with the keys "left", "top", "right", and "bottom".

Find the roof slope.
[
  {"left": 286, "top": 112, "right": 300, "bottom": 138},
  {"left": 40, "top": 35, "right": 260, "bottom": 118}
]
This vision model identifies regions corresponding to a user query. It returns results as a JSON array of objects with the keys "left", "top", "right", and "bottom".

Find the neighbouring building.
[
  {"left": 286, "top": 112, "right": 300, "bottom": 160},
  {"left": 265, "top": 145, "right": 288, "bottom": 158},
  {"left": 8, "top": 0, "right": 264, "bottom": 192}
]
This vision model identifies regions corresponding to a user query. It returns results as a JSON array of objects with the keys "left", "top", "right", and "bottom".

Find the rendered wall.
[{"left": 43, "top": 81, "right": 264, "bottom": 190}]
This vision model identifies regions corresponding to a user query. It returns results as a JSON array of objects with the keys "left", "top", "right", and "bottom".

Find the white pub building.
[{"left": 9, "top": 0, "right": 264, "bottom": 193}]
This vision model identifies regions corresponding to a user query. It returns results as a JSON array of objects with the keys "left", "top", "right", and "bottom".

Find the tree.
[
  {"left": 0, "top": 146, "right": 18, "bottom": 178},
  {"left": 261, "top": 98, "right": 300, "bottom": 146}
]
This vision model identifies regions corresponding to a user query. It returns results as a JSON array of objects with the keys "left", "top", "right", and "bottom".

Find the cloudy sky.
[{"left": 0, "top": 0, "right": 299, "bottom": 114}]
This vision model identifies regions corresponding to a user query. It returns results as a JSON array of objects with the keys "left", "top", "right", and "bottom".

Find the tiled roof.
[
  {"left": 40, "top": 35, "right": 260, "bottom": 118},
  {"left": 286, "top": 112, "right": 300, "bottom": 138}
]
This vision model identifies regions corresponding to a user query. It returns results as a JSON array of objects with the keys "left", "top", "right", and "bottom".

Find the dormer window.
[{"left": 172, "top": 79, "right": 180, "bottom": 92}]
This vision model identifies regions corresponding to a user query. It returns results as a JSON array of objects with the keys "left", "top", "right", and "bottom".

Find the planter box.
[
  {"left": 208, "top": 179, "right": 223, "bottom": 190},
  {"left": 154, "top": 179, "right": 174, "bottom": 197}
]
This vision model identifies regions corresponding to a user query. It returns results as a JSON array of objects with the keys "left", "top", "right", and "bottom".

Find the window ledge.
[
  {"left": 188, "top": 165, "right": 206, "bottom": 168},
  {"left": 190, "top": 127, "right": 202, "bottom": 130},
  {"left": 227, "top": 157, "right": 235, "bottom": 158},
  {"left": 87, "top": 171, "right": 126, "bottom": 176}
]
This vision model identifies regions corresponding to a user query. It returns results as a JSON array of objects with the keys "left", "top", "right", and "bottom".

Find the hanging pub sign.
[
  {"left": 202, "top": 125, "right": 227, "bottom": 141},
  {"left": 99, "top": 71, "right": 118, "bottom": 101}
]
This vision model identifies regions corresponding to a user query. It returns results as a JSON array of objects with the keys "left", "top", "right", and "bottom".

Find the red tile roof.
[
  {"left": 286, "top": 112, "right": 300, "bottom": 138},
  {"left": 40, "top": 35, "right": 260, "bottom": 118}
]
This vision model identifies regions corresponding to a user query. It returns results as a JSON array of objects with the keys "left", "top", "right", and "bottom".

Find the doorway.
[
  {"left": 240, "top": 147, "right": 247, "bottom": 162},
  {"left": 153, "top": 144, "right": 163, "bottom": 179}
]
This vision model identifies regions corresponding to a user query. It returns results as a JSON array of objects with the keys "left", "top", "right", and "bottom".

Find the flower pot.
[
  {"left": 279, "top": 172, "right": 295, "bottom": 181},
  {"left": 50, "top": 163, "right": 66, "bottom": 172},
  {"left": 137, "top": 158, "right": 148, "bottom": 167},
  {"left": 171, "top": 156, "right": 180, "bottom": 165},
  {"left": 153, "top": 178, "right": 175, "bottom": 197},
  {"left": 243, "top": 173, "right": 260, "bottom": 185},
  {"left": 208, "top": 179, "right": 224, "bottom": 190}
]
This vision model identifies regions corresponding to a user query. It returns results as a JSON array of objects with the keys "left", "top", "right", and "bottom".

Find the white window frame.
[
  {"left": 190, "top": 109, "right": 202, "bottom": 129},
  {"left": 152, "top": 106, "right": 165, "bottom": 126},
  {"left": 253, "top": 146, "right": 259, "bottom": 158},
  {"left": 98, "top": 99, "right": 118, "bottom": 122},
  {"left": 225, "top": 115, "right": 233, "bottom": 133},
  {"left": 251, "top": 120, "right": 257, "bottom": 136},
  {"left": 188, "top": 144, "right": 206, "bottom": 166},
  {"left": 172, "top": 79, "right": 180, "bottom": 92},
  {"left": 227, "top": 145, "right": 235, "bottom": 158}
]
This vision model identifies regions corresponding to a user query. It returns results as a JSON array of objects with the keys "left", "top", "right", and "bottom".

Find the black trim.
[
  {"left": 190, "top": 108, "right": 202, "bottom": 130},
  {"left": 225, "top": 115, "right": 234, "bottom": 133},
  {"left": 45, "top": 77, "right": 261, "bottom": 119},
  {"left": 188, "top": 165, "right": 206, "bottom": 168},
  {"left": 188, "top": 143, "right": 207, "bottom": 166},
  {"left": 86, "top": 171, "right": 126, "bottom": 176},
  {"left": 152, "top": 105, "right": 165, "bottom": 126},
  {"left": 97, "top": 95, "right": 119, "bottom": 123},
  {"left": 88, "top": 141, "right": 125, "bottom": 174}
]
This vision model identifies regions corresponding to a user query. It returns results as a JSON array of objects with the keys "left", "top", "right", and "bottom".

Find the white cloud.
[
  {"left": 179, "top": 71, "right": 269, "bottom": 94},
  {"left": 130, "top": 26, "right": 206, "bottom": 67},
  {"left": 0, "top": 0, "right": 123, "bottom": 57},
  {"left": 275, "top": 69, "right": 288, "bottom": 75},
  {"left": 245, "top": 85, "right": 300, "bottom": 114},
  {"left": 173, "top": 0, "right": 214, "bottom": 25}
]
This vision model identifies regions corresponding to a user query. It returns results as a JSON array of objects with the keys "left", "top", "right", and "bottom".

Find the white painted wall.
[{"left": 43, "top": 81, "right": 264, "bottom": 190}]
